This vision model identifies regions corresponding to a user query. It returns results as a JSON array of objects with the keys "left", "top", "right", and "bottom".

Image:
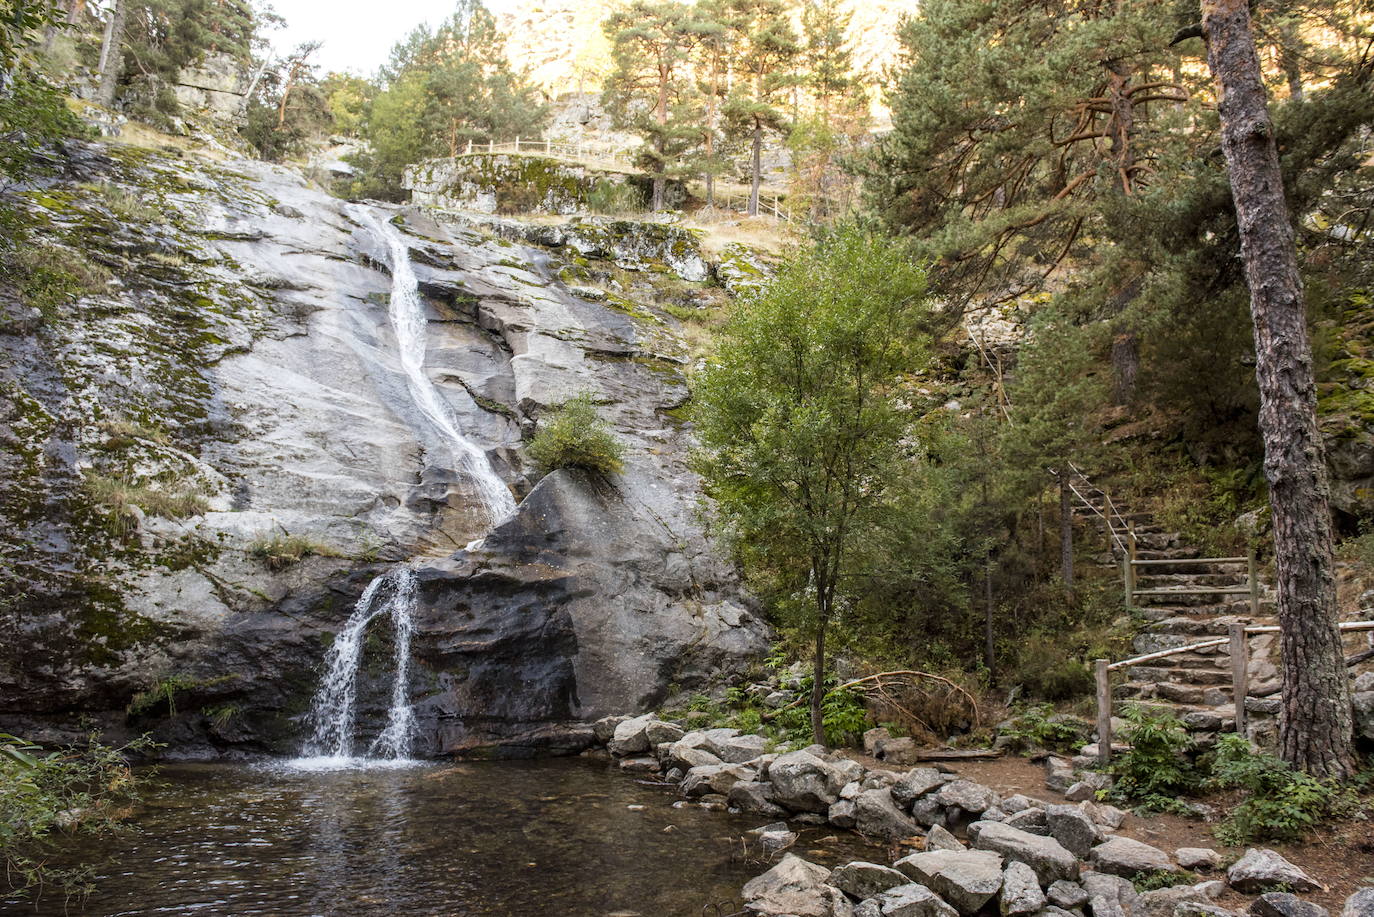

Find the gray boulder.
[
  {"left": 1176, "top": 906, "right": 1240, "bottom": 917},
  {"left": 707, "top": 730, "right": 770, "bottom": 764},
  {"left": 729, "top": 780, "right": 787, "bottom": 817},
  {"left": 970, "top": 820, "right": 1080, "bottom": 885},
  {"left": 1046, "top": 804, "right": 1101, "bottom": 858},
  {"left": 1079, "top": 801, "right": 1128, "bottom": 830},
  {"left": 926, "top": 824, "right": 964, "bottom": 851},
  {"left": 770, "top": 751, "right": 848, "bottom": 813},
  {"left": 829, "top": 798, "right": 858, "bottom": 829},
  {"left": 831, "top": 862, "right": 912, "bottom": 901},
  {"left": 1065, "top": 773, "right": 1113, "bottom": 802},
  {"left": 1090, "top": 837, "right": 1176, "bottom": 878},
  {"left": 1083, "top": 871, "right": 1143, "bottom": 917},
  {"left": 1250, "top": 893, "right": 1329, "bottom": 917},
  {"left": 1005, "top": 808, "right": 1049, "bottom": 833},
  {"left": 1343, "top": 890, "right": 1374, "bottom": 917},
  {"left": 892, "top": 768, "right": 947, "bottom": 808},
  {"left": 911, "top": 796, "right": 948, "bottom": 828},
  {"left": 1048, "top": 881, "right": 1089, "bottom": 909},
  {"left": 1140, "top": 886, "right": 1216, "bottom": 917},
  {"left": 939, "top": 780, "right": 1000, "bottom": 815},
  {"left": 1175, "top": 849, "right": 1220, "bottom": 872},
  {"left": 895, "top": 849, "right": 1005, "bottom": 914},
  {"left": 592, "top": 714, "right": 629, "bottom": 743},
  {"left": 868, "top": 884, "right": 962, "bottom": 917},
  {"left": 1226, "top": 849, "right": 1322, "bottom": 894},
  {"left": 1045, "top": 758, "right": 1077, "bottom": 793},
  {"left": 682, "top": 763, "right": 755, "bottom": 798},
  {"left": 742, "top": 854, "right": 851, "bottom": 917},
  {"left": 609, "top": 714, "right": 684, "bottom": 755},
  {"left": 1002, "top": 860, "right": 1048, "bottom": 915},
  {"left": 856, "top": 788, "right": 923, "bottom": 842}
]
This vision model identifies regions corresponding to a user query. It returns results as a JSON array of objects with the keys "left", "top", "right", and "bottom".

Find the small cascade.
[
  {"left": 353, "top": 206, "right": 516, "bottom": 524},
  {"left": 296, "top": 566, "right": 419, "bottom": 767}
]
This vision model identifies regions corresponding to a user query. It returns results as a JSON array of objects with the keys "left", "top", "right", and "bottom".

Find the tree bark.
[
  {"left": 983, "top": 557, "right": 995, "bottom": 681},
  {"left": 749, "top": 121, "right": 762, "bottom": 217},
  {"left": 810, "top": 612, "right": 827, "bottom": 746},
  {"left": 1059, "top": 476, "right": 1074, "bottom": 595},
  {"left": 95, "top": 0, "right": 127, "bottom": 109},
  {"left": 1201, "top": 0, "right": 1356, "bottom": 778}
]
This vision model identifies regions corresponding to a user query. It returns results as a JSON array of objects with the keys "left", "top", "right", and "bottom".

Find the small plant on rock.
[{"left": 527, "top": 393, "right": 625, "bottom": 475}]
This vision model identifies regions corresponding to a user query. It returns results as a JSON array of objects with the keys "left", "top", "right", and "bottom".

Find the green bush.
[
  {"left": 527, "top": 393, "right": 625, "bottom": 475},
  {"left": 1106, "top": 704, "right": 1199, "bottom": 812},
  {"left": 586, "top": 180, "right": 646, "bottom": 215},
  {"left": 1206, "top": 734, "right": 1356, "bottom": 844},
  {"left": 999, "top": 703, "right": 1090, "bottom": 753}
]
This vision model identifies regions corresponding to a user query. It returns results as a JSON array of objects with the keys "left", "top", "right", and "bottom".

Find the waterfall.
[
  {"left": 354, "top": 206, "right": 516, "bottom": 524},
  {"left": 291, "top": 208, "right": 516, "bottom": 768}
]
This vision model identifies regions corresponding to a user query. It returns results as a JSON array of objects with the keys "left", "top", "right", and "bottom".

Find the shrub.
[
  {"left": 527, "top": 393, "right": 625, "bottom": 475},
  {"left": 85, "top": 473, "right": 210, "bottom": 537},
  {"left": 586, "top": 180, "right": 645, "bottom": 215},
  {"left": 999, "top": 703, "right": 1090, "bottom": 753},
  {"left": 1206, "top": 734, "right": 1356, "bottom": 844},
  {"left": 1106, "top": 704, "right": 1199, "bottom": 812},
  {"left": 249, "top": 532, "right": 342, "bottom": 571}
]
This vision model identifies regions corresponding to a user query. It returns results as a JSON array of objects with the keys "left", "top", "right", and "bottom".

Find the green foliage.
[
  {"left": 819, "top": 687, "right": 868, "bottom": 746},
  {"left": 1132, "top": 870, "right": 1200, "bottom": 892},
  {"left": 0, "top": 70, "right": 89, "bottom": 182},
  {"left": 1206, "top": 735, "right": 1357, "bottom": 844},
  {"left": 1106, "top": 704, "right": 1199, "bottom": 812},
  {"left": 127, "top": 673, "right": 235, "bottom": 717},
  {"left": 999, "top": 703, "right": 1089, "bottom": 753},
  {"left": 586, "top": 180, "right": 648, "bottom": 216},
  {"left": 1, "top": 731, "right": 155, "bottom": 901},
  {"left": 527, "top": 393, "right": 625, "bottom": 475},
  {"left": 248, "top": 532, "right": 342, "bottom": 571},
  {"left": 84, "top": 472, "right": 210, "bottom": 537}
]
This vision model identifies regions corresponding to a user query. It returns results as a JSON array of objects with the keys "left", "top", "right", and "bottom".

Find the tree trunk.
[
  {"left": 1059, "top": 476, "right": 1074, "bottom": 595},
  {"left": 983, "top": 557, "right": 995, "bottom": 682},
  {"left": 1111, "top": 330, "right": 1139, "bottom": 405},
  {"left": 810, "top": 613, "right": 827, "bottom": 746},
  {"left": 1201, "top": 0, "right": 1356, "bottom": 778},
  {"left": 749, "top": 122, "right": 762, "bottom": 217},
  {"left": 651, "top": 175, "right": 665, "bottom": 212},
  {"left": 95, "top": 0, "right": 127, "bottom": 109}
]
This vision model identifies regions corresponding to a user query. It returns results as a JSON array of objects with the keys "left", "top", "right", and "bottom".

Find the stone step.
[
  {"left": 1141, "top": 614, "right": 1279, "bottom": 636},
  {"left": 1132, "top": 532, "right": 1180, "bottom": 550},
  {"left": 1127, "top": 665, "right": 1232, "bottom": 685},
  {"left": 1135, "top": 547, "right": 1204, "bottom": 561},
  {"left": 1132, "top": 560, "right": 1247, "bottom": 575},
  {"left": 1136, "top": 571, "right": 1250, "bottom": 588}
]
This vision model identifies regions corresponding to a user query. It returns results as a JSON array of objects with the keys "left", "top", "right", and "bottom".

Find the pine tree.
[
  {"left": 722, "top": 0, "right": 799, "bottom": 216},
  {"left": 602, "top": 1, "right": 715, "bottom": 211}
]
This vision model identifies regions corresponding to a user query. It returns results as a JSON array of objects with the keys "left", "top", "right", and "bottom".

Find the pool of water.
[{"left": 10, "top": 757, "right": 880, "bottom": 916}]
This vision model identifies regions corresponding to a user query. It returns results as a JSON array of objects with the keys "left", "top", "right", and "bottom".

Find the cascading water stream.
[{"left": 292, "top": 207, "right": 517, "bottom": 768}]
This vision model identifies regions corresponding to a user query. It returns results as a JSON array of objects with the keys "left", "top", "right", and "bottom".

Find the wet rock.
[
  {"left": 1226, "top": 849, "right": 1322, "bottom": 894},
  {"left": 866, "top": 884, "right": 961, "bottom": 917},
  {"left": 682, "top": 763, "right": 755, "bottom": 798},
  {"left": 618, "top": 756, "right": 660, "bottom": 773},
  {"left": 926, "top": 824, "right": 964, "bottom": 851},
  {"left": 970, "top": 821, "right": 1080, "bottom": 885},
  {"left": 938, "top": 780, "right": 1000, "bottom": 815},
  {"left": 1002, "top": 861, "right": 1048, "bottom": 915},
  {"left": 1048, "top": 881, "right": 1090, "bottom": 909},
  {"left": 892, "top": 768, "right": 946, "bottom": 808},
  {"left": 1175, "top": 849, "right": 1220, "bottom": 871},
  {"left": 770, "top": 751, "right": 848, "bottom": 813},
  {"left": 593, "top": 714, "right": 629, "bottom": 743},
  {"left": 856, "top": 788, "right": 922, "bottom": 841},
  {"left": 742, "top": 854, "right": 850, "bottom": 917},
  {"left": 829, "top": 798, "right": 858, "bottom": 829},
  {"left": 1343, "top": 889, "right": 1374, "bottom": 917},
  {"left": 831, "top": 862, "right": 913, "bottom": 901},
  {"left": 895, "top": 849, "right": 1005, "bottom": 914},
  {"left": 731, "top": 780, "right": 787, "bottom": 817},
  {"left": 1090, "top": 837, "right": 1175, "bottom": 878},
  {"left": 1046, "top": 804, "right": 1101, "bottom": 858},
  {"left": 1250, "top": 893, "right": 1329, "bottom": 917},
  {"left": 750, "top": 822, "right": 799, "bottom": 853}
]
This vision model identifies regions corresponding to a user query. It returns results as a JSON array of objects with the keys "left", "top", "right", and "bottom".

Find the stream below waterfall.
[{"left": 7, "top": 758, "right": 879, "bottom": 916}]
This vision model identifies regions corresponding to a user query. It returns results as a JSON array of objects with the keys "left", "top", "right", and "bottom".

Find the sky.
[{"left": 266, "top": 0, "right": 517, "bottom": 76}]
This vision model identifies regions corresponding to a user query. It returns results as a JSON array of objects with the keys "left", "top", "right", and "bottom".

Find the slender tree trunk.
[
  {"left": 1202, "top": 0, "right": 1356, "bottom": 778},
  {"left": 95, "top": 0, "right": 128, "bottom": 109},
  {"left": 984, "top": 557, "right": 995, "bottom": 681},
  {"left": 811, "top": 611, "right": 827, "bottom": 747},
  {"left": 1106, "top": 60, "right": 1141, "bottom": 404},
  {"left": 749, "top": 121, "right": 762, "bottom": 217},
  {"left": 1059, "top": 476, "right": 1074, "bottom": 595}
]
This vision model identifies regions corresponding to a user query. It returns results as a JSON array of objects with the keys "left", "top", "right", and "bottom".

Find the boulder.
[
  {"left": 939, "top": 780, "right": 1000, "bottom": 815},
  {"left": 609, "top": 714, "right": 684, "bottom": 755},
  {"left": 1355, "top": 692, "right": 1374, "bottom": 742},
  {"left": 593, "top": 714, "right": 630, "bottom": 743},
  {"left": 682, "top": 763, "right": 755, "bottom": 798},
  {"left": 1048, "top": 881, "right": 1089, "bottom": 909},
  {"left": 831, "top": 862, "right": 913, "bottom": 901},
  {"left": 729, "top": 780, "right": 787, "bottom": 817},
  {"left": 1175, "top": 849, "right": 1220, "bottom": 872},
  {"left": 618, "top": 756, "right": 660, "bottom": 773},
  {"left": 1250, "top": 893, "right": 1329, "bottom": 917},
  {"left": 1079, "top": 801, "right": 1127, "bottom": 830},
  {"left": 1002, "top": 861, "right": 1048, "bottom": 916},
  {"left": 878, "top": 737, "right": 921, "bottom": 765},
  {"left": 742, "top": 855, "right": 851, "bottom": 917},
  {"left": 865, "top": 727, "right": 894, "bottom": 757},
  {"left": 701, "top": 728, "right": 770, "bottom": 764},
  {"left": 856, "top": 788, "right": 923, "bottom": 842},
  {"left": 1002, "top": 795, "right": 1039, "bottom": 814},
  {"left": 770, "top": 751, "right": 848, "bottom": 813},
  {"left": 1045, "top": 758, "right": 1077, "bottom": 793},
  {"left": 830, "top": 798, "right": 858, "bottom": 829},
  {"left": 1226, "top": 849, "right": 1322, "bottom": 894},
  {"left": 969, "top": 820, "right": 1079, "bottom": 885},
  {"left": 911, "top": 796, "right": 948, "bottom": 828},
  {"left": 1065, "top": 773, "right": 1112, "bottom": 802},
  {"left": 895, "top": 849, "right": 1005, "bottom": 914},
  {"left": 926, "top": 824, "right": 964, "bottom": 851},
  {"left": 1082, "top": 871, "right": 1143, "bottom": 917},
  {"left": 1343, "top": 890, "right": 1374, "bottom": 917},
  {"left": 1176, "top": 906, "right": 1239, "bottom": 917},
  {"left": 892, "top": 768, "right": 947, "bottom": 808},
  {"left": 1005, "top": 808, "right": 1048, "bottom": 833},
  {"left": 868, "top": 884, "right": 962, "bottom": 917},
  {"left": 1046, "top": 804, "right": 1101, "bottom": 858},
  {"left": 1140, "top": 886, "right": 1216, "bottom": 917},
  {"left": 1090, "top": 837, "right": 1176, "bottom": 878},
  {"left": 669, "top": 743, "right": 725, "bottom": 772},
  {"left": 751, "top": 822, "right": 800, "bottom": 853}
]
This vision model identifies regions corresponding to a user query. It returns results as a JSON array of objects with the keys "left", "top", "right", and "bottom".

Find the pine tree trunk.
[
  {"left": 983, "top": 558, "right": 995, "bottom": 681},
  {"left": 652, "top": 175, "right": 665, "bottom": 212},
  {"left": 95, "top": 0, "right": 127, "bottom": 109},
  {"left": 749, "top": 122, "right": 762, "bottom": 217},
  {"left": 1059, "top": 476, "right": 1074, "bottom": 595},
  {"left": 810, "top": 611, "right": 827, "bottom": 746},
  {"left": 1201, "top": 0, "right": 1356, "bottom": 778}
]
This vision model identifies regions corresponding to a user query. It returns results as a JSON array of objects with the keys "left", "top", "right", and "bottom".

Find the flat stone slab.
[
  {"left": 1090, "top": 836, "right": 1176, "bottom": 878},
  {"left": 895, "top": 849, "right": 1004, "bottom": 914},
  {"left": 1226, "top": 849, "right": 1323, "bottom": 894},
  {"left": 970, "top": 820, "right": 1079, "bottom": 885}
]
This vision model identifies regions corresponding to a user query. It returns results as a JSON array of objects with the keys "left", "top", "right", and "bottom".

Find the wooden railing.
[
  {"left": 1092, "top": 620, "right": 1374, "bottom": 765},
  {"left": 1122, "top": 536, "right": 1261, "bottom": 617},
  {"left": 1063, "top": 462, "right": 1131, "bottom": 558}
]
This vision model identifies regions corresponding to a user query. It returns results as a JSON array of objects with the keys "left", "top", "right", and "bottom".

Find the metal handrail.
[{"left": 1061, "top": 463, "right": 1128, "bottom": 556}]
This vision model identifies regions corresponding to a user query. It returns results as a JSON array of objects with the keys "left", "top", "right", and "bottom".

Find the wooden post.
[
  {"left": 515, "top": 136, "right": 520, "bottom": 153},
  {"left": 1095, "top": 659, "right": 1112, "bottom": 766},
  {"left": 1247, "top": 546, "right": 1259, "bottom": 618},
  {"left": 1124, "top": 524, "right": 1137, "bottom": 609},
  {"left": 1229, "top": 622, "right": 1249, "bottom": 736}
]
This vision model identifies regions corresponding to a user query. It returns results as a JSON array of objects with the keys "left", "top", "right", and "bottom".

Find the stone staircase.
[{"left": 1071, "top": 497, "right": 1281, "bottom": 744}]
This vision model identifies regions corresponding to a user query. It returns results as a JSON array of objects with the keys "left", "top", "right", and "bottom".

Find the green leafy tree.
[
  {"left": 693, "top": 226, "right": 932, "bottom": 744},
  {"left": 528, "top": 393, "right": 624, "bottom": 475},
  {"left": 602, "top": 1, "right": 716, "bottom": 211},
  {"left": 722, "top": 0, "right": 800, "bottom": 216}
]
